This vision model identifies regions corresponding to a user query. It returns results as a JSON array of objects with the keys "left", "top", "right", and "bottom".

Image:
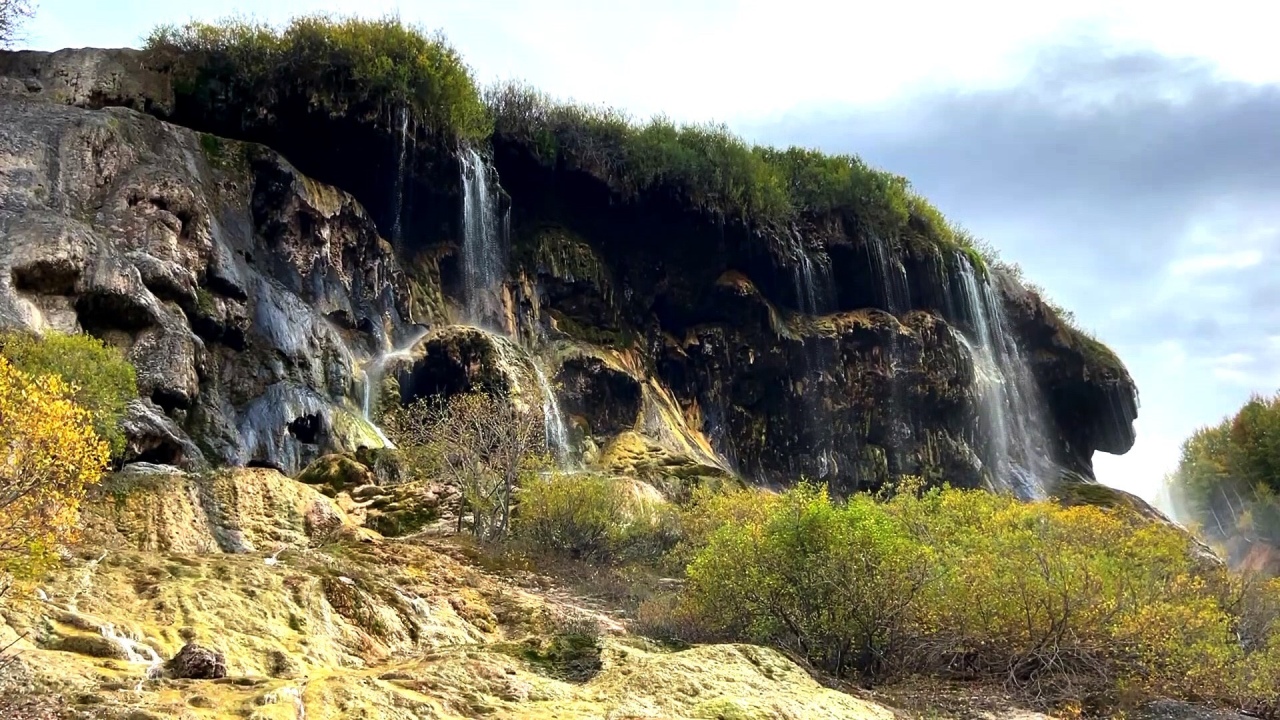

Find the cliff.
[{"left": 0, "top": 46, "right": 1137, "bottom": 499}]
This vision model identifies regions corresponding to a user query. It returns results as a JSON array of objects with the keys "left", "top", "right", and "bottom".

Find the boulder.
[{"left": 166, "top": 643, "right": 227, "bottom": 680}]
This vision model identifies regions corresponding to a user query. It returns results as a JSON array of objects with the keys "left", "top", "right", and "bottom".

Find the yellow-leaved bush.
[
  {"left": 679, "top": 482, "right": 1265, "bottom": 709},
  {"left": 0, "top": 355, "right": 110, "bottom": 577}
]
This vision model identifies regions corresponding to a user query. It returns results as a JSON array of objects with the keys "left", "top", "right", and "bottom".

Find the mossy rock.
[
  {"left": 1051, "top": 474, "right": 1168, "bottom": 525},
  {"left": 498, "top": 632, "right": 603, "bottom": 683},
  {"left": 48, "top": 633, "right": 130, "bottom": 660},
  {"left": 363, "top": 483, "right": 442, "bottom": 537},
  {"left": 297, "top": 454, "right": 375, "bottom": 495}
]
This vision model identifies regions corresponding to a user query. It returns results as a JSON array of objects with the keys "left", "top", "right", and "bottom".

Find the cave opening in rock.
[{"left": 287, "top": 413, "right": 322, "bottom": 444}]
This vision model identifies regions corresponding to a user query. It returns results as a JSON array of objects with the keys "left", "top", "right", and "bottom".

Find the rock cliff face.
[{"left": 0, "top": 48, "right": 1138, "bottom": 497}]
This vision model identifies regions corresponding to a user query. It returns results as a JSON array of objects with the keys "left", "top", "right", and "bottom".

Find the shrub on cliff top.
[
  {"left": 145, "top": 15, "right": 491, "bottom": 142},
  {"left": 487, "top": 82, "right": 976, "bottom": 256},
  {"left": 0, "top": 331, "right": 137, "bottom": 457}
]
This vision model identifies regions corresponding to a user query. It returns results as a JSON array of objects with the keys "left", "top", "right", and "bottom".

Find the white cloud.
[
  {"left": 26, "top": 0, "right": 1280, "bottom": 122},
  {"left": 1168, "top": 249, "right": 1264, "bottom": 276}
]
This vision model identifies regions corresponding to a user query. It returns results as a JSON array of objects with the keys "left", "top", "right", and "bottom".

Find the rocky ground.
[{"left": 0, "top": 465, "right": 1253, "bottom": 719}]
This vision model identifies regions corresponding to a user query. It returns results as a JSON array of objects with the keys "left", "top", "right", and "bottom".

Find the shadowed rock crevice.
[{"left": 10, "top": 258, "right": 82, "bottom": 295}]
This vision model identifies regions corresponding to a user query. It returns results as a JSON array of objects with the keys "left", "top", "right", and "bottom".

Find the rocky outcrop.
[
  {"left": 85, "top": 465, "right": 363, "bottom": 553},
  {"left": 166, "top": 642, "right": 227, "bottom": 680},
  {"left": 0, "top": 48, "right": 1139, "bottom": 497},
  {"left": 0, "top": 48, "right": 172, "bottom": 112},
  {"left": 0, "top": 79, "right": 416, "bottom": 474}
]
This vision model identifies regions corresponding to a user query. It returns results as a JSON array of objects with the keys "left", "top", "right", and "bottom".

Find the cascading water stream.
[
  {"left": 99, "top": 623, "right": 163, "bottom": 690},
  {"left": 952, "top": 257, "right": 1052, "bottom": 498},
  {"left": 459, "top": 148, "right": 508, "bottom": 327},
  {"left": 360, "top": 328, "right": 431, "bottom": 447},
  {"left": 862, "top": 232, "right": 915, "bottom": 485},
  {"left": 457, "top": 149, "right": 574, "bottom": 469},
  {"left": 390, "top": 105, "right": 412, "bottom": 250},
  {"left": 531, "top": 360, "right": 574, "bottom": 468},
  {"left": 790, "top": 240, "right": 838, "bottom": 478}
]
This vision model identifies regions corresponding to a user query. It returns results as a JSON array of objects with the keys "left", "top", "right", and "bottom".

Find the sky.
[{"left": 19, "top": 0, "right": 1280, "bottom": 508}]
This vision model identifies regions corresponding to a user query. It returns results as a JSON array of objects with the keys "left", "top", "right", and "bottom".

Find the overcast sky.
[{"left": 23, "top": 1, "right": 1280, "bottom": 508}]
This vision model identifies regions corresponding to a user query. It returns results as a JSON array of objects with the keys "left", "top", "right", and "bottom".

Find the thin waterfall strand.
[
  {"left": 360, "top": 327, "right": 431, "bottom": 447},
  {"left": 953, "top": 257, "right": 1051, "bottom": 498},
  {"left": 459, "top": 148, "right": 507, "bottom": 325},
  {"left": 531, "top": 360, "right": 574, "bottom": 469}
]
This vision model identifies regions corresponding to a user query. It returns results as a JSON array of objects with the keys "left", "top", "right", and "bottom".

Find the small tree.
[
  {"left": 0, "top": 1, "right": 34, "bottom": 48},
  {"left": 384, "top": 391, "right": 545, "bottom": 540},
  {"left": 0, "top": 356, "right": 110, "bottom": 577}
]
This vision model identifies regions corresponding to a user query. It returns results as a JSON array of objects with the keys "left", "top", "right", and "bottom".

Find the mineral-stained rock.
[
  {"left": 166, "top": 643, "right": 228, "bottom": 680},
  {"left": 0, "top": 48, "right": 1142, "bottom": 499},
  {"left": 119, "top": 398, "right": 208, "bottom": 471},
  {"left": 0, "top": 88, "right": 416, "bottom": 475},
  {"left": 85, "top": 466, "right": 363, "bottom": 553},
  {"left": 299, "top": 453, "right": 450, "bottom": 537}
]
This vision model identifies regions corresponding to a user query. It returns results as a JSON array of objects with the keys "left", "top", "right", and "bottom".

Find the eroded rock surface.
[
  {"left": 0, "top": 48, "right": 1139, "bottom": 496},
  {"left": 0, "top": 91, "right": 414, "bottom": 474}
]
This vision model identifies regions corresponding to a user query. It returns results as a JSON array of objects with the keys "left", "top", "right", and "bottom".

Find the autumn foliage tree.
[
  {"left": 0, "top": 356, "right": 110, "bottom": 576},
  {"left": 384, "top": 391, "right": 546, "bottom": 540},
  {"left": 1168, "top": 392, "right": 1280, "bottom": 551},
  {"left": 0, "top": 331, "right": 137, "bottom": 458}
]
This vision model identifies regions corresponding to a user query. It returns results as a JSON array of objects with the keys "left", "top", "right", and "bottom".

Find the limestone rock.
[
  {"left": 0, "top": 47, "right": 1142, "bottom": 497},
  {"left": 0, "top": 48, "right": 173, "bottom": 111},
  {"left": 166, "top": 643, "right": 227, "bottom": 680},
  {"left": 0, "top": 89, "right": 414, "bottom": 475},
  {"left": 85, "top": 466, "right": 362, "bottom": 553},
  {"left": 299, "top": 454, "right": 449, "bottom": 537},
  {"left": 119, "top": 399, "right": 208, "bottom": 471}
]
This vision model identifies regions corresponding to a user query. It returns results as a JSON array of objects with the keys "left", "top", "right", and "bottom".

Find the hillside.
[{"left": 0, "top": 19, "right": 1257, "bottom": 720}]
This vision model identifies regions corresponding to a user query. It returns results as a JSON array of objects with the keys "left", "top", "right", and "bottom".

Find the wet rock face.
[
  {"left": 167, "top": 643, "right": 227, "bottom": 680},
  {"left": 493, "top": 141, "right": 1139, "bottom": 488},
  {"left": 652, "top": 308, "right": 984, "bottom": 491},
  {"left": 0, "top": 48, "right": 1140, "bottom": 493},
  {"left": 0, "top": 93, "right": 411, "bottom": 475},
  {"left": 557, "top": 356, "right": 642, "bottom": 436}
]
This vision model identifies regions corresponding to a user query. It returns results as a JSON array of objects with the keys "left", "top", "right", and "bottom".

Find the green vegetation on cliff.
[
  {"left": 488, "top": 82, "right": 978, "bottom": 258},
  {"left": 145, "top": 15, "right": 491, "bottom": 142}
]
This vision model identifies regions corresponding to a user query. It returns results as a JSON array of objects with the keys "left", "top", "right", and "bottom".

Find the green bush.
[
  {"left": 146, "top": 15, "right": 491, "bottom": 142},
  {"left": 515, "top": 473, "right": 681, "bottom": 565},
  {"left": 684, "top": 484, "right": 934, "bottom": 679},
  {"left": 487, "top": 82, "right": 975, "bottom": 256},
  {"left": 679, "top": 483, "right": 1260, "bottom": 707},
  {"left": 0, "top": 331, "right": 137, "bottom": 456}
]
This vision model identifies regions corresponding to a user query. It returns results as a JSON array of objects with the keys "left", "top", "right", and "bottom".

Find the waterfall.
[
  {"left": 790, "top": 241, "right": 837, "bottom": 479},
  {"left": 390, "top": 105, "right": 412, "bottom": 250},
  {"left": 865, "top": 232, "right": 913, "bottom": 486},
  {"left": 531, "top": 360, "right": 573, "bottom": 469},
  {"left": 360, "top": 327, "right": 431, "bottom": 447},
  {"left": 457, "top": 151, "right": 576, "bottom": 469},
  {"left": 792, "top": 241, "right": 833, "bottom": 315},
  {"left": 99, "top": 623, "right": 163, "bottom": 689},
  {"left": 459, "top": 148, "right": 507, "bottom": 326},
  {"left": 866, "top": 232, "right": 911, "bottom": 314},
  {"left": 953, "top": 257, "right": 1052, "bottom": 498}
]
